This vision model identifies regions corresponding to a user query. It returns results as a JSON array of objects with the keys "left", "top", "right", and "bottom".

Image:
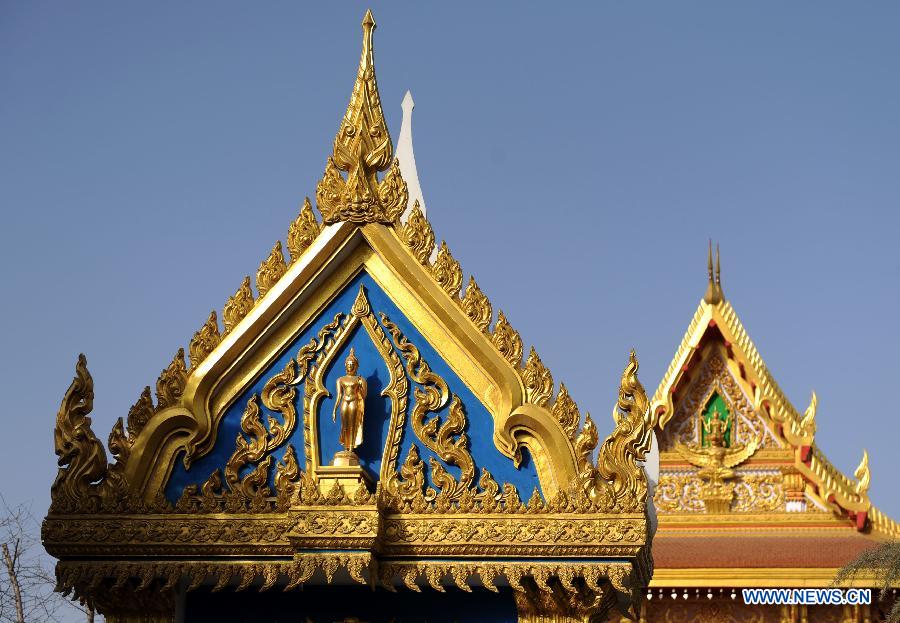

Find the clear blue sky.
[{"left": 1, "top": 1, "right": 898, "bottom": 528}]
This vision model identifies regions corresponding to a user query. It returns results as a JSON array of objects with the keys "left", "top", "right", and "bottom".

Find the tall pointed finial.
[
  {"left": 715, "top": 243, "right": 721, "bottom": 286},
  {"left": 396, "top": 90, "right": 427, "bottom": 221},
  {"left": 703, "top": 240, "right": 724, "bottom": 304},
  {"left": 315, "top": 10, "right": 409, "bottom": 225}
]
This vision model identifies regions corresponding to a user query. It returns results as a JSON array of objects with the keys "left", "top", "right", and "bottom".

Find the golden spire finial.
[
  {"left": 703, "top": 239, "right": 724, "bottom": 304},
  {"left": 315, "top": 10, "right": 408, "bottom": 225}
]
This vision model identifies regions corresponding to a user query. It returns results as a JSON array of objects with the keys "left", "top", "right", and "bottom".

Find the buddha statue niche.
[{"left": 332, "top": 348, "right": 367, "bottom": 466}]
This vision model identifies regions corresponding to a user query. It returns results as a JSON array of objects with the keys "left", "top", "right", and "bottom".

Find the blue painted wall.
[{"left": 166, "top": 272, "right": 540, "bottom": 501}]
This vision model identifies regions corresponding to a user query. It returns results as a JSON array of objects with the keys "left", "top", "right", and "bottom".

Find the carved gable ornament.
[{"left": 43, "top": 12, "right": 658, "bottom": 622}]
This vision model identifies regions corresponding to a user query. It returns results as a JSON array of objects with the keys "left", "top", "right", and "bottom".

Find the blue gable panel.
[{"left": 165, "top": 272, "right": 540, "bottom": 502}]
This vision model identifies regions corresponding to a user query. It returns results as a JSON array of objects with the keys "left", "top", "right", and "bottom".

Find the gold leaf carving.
[
  {"left": 431, "top": 241, "right": 463, "bottom": 299},
  {"left": 400, "top": 201, "right": 434, "bottom": 264},
  {"left": 256, "top": 241, "right": 288, "bottom": 298},
  {"left": 381, "top": 314, "right": 476, "bottom": 500},
  {"left": 155, "top": 348, "right": 187, "bottom": 410},
  {"left": 189, "top": 311, "right": 220, "bottom": 369},
  {"left": 222, "top": 276, "right": 254, "bottom": 334},
  {"left": 274, "top": 444, "right": 300, "bottom": 510},
  {"left": 125, "top": 386, "right": 153, "bottom": 439},
  {"left": 522, "top": 347, "right": 553, "bottom": 407},
  {"left": 592, "top": 351, "right": 656, "bottom": 511},
  {"left": 224, "top": 359, "right": 298, "bottom": 505},
  {"left": 492, "top": 311, "right": 523, "bottom": 367},
  {"left": 287, "top": 197, "right": 320, "bottom": 262},
  {"left": 50, "top": 355, "right": 109, "bottom": 513},
  {"left": 315, "top": 14, "right": 408, "bottom": 225},
  {"left": 461, "top": 277, "right": 492, "bottom": 332},
  {"left": 552, "top": 384, "right": 580, "bottom": 441}
]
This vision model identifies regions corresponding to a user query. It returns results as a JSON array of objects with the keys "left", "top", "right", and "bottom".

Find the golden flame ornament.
[{"left": 316, "top": 10, "right": 408, "bottom": 225}]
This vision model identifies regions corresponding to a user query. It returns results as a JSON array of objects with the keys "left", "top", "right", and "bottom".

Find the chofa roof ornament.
[{"left": 316, "top": 10, "right": 409, "bottom": 225}]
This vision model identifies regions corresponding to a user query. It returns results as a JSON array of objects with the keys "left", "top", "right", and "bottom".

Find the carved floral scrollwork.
[
  {"left": 574, "top": 352, "right": 656, "bottom": 512},
  {"left": 431, "top": 241, "right": 463, "bottom": 299},
  {"left": 179, "top": 313, "right": 347, "bottom": 513},
  {"left": 400, "top": 201, "right": 434, "bottom": 264},
  {"left": 522, "top": 347, "right": 554, "bottom": 407},
  {"left": 460, "top": 277, "right": 492, "bottom": 332},
  {"left": 222, "top": 276, "right": 255, "bottom": 334},
  {"left": 315, "top": 15, "right": 408, "bottom": 225},
  {"left": 492, "top": 311, "right": 524, "bottom": 367},
  {"left": 51, "top": 355, "right": 106, "bottom": 512},
  {"left": 189, "top": 311, "right": 221, "bottom": 369},
  {"left": 155, "top": 348, "right": 187, "bottom": 410},
  {"left": 380, "top": 313, "right": 477, "bottom": 501},
  {"left": 50, "top": 355, "right": 139, "bottom": 514},
  {"left": 287, "top": 197, "right": 321, "bottom": 262},
  {"left": 126, "top": 386, "right": 154, "bottom": 439},
  {"left": 256, "top": 240, "right": 288, "bottom": 298},
  {"left": 552, "top": 384, "right": 581, "bottom": 441}
]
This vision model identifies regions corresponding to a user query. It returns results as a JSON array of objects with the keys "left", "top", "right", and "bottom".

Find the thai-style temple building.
[
  {"left": 42, "top": 12, "right": 659, "bottom": 623},
  {"left": 639, "top": 245, "right": 900, "bottom": 623}
]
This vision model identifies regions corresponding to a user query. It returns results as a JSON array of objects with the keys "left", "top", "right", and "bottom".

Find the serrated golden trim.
[
  {"left": 399, "top": 201, "right": 434, "bottom": 264},
  {"left": 522, "top": 347, "right": 553, "bottom": 407},
  {"left": 431, "top": 241, "right": 463, "bottom": 299},
  {"left": 155, "top": 348, "right": 186, "bottom": 410},
  {"left": 491, "top": 310, "right": 523, "bottom": 367},
  {"left": 551, "top": 383, "right": 580, "bottom": 441},
  {"left": 188, "top": 311, "right": 220, "bottom": 369},
  {"left": 287, "top": 197, "right": 320, "bottom": 262},
  {"left": 460, "top": 277, "right": 492, "bottom": 332},
  {"left": 222, "top": 276, "right": 254, "bottom": 335},
  {"left": 256, "top": 241, "right": 287, "bottom": 298}
]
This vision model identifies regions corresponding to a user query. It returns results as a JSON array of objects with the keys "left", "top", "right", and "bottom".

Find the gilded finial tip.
[{"left": 362, "top": 9, "right": 376, "bottom": 29}]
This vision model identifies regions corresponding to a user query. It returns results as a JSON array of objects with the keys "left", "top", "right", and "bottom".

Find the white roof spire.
[{"left": 396, "top": 90, "right": 426, "bottom": 220}]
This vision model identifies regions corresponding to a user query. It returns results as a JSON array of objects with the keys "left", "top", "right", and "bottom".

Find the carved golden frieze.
[{"left": 654, "top": 471, "right": 784, "bottom": 514}]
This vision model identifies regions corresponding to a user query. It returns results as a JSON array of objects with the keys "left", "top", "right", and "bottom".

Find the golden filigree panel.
[
  {"left": 654, "top": 470, "right": 784, "bottom": 513},
  {"left": 659, "top": 352, "right": 780, "bottom": 452}
]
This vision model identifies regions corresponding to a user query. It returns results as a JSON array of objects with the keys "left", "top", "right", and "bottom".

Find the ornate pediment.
[
  {"left": 44, "top": 11, "right": 659, "bottom": 622},
  {"left": 651, "top": 243, "right": 899, "bottom": 539}
]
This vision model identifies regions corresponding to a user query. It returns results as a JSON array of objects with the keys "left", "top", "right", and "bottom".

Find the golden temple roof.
[
  {"left": 45, "top": 12, "right": 659, "bottom": 619},
  {"left": 651, "top": 242, "right": 899, "bottom": 541}
]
